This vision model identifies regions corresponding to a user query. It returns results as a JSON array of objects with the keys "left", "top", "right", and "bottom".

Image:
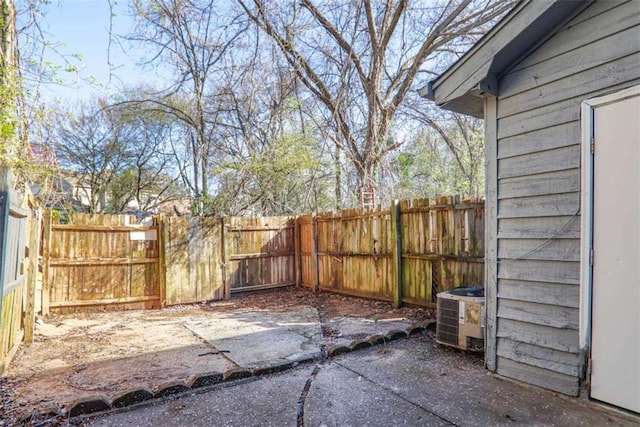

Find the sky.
[{"left": 38, "top": 0, "right": 159, "bottom": 103}]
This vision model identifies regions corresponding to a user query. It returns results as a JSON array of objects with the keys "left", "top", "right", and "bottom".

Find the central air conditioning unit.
[{"left": 436, "top": 286, "right": 485, "bottom": 352}]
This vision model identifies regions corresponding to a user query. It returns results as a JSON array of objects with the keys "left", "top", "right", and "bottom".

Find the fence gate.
[
  {"left": 225, "top": 217, "right": 296, "bottom": 293},
  {"left": 163, "top": 216, "right": 225, "bottom": 305},
  {"left": 43, "top": 213, "right": 162, "bottom": 313},
  {"left": 0, "top": 168, "right": 29, "bottom": 368}
]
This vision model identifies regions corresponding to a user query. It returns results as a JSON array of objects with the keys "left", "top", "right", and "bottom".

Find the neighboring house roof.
[{"left": 420, "top": 0, "right": 591, "bottom": 117}]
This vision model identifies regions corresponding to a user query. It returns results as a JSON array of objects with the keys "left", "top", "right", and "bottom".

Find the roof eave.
[{"left": 421, "top": 0, "right": 591, "bottom": 117}]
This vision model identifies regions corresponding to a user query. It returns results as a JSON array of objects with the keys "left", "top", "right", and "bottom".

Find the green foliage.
[
  {"left": 212, "top": 130, "right": 326, "bottom": 215},
  {"left": 392, "top": 118, "right": 485, "bottom": 200},
  {"left": 397, "top": 152, "right": 414, "bottom": 181}
]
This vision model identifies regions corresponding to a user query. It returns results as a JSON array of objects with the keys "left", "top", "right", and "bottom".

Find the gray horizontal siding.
[
  {"left": 509, "top": 1, "right": 637, "bottom": 74},
  {"left": 498, "top": 279, "right": 579, "bottom": 309},
  {"left": 498, "top": 299, "right": 579, "bottom": 330},
  {"left": 498, "top": 96, "right": 578, "bottom": 140},
  {"left": 499, "top": 50, "right": 640, "bottom": 118},
  {"left": 491, "top": 0, "right": 640, "bottom": 396},
  {"left": 496, "top": 356, "right": 580, "bottom": 396},
  {"left": 497, "top": 318, "right": 578, "bottom": 353},
  {"left": 499, "top": 169, "right": 580, "bottom": 199},
  {"left": 498, "top": 145, "right": 579, "bottom": 179},
  {"left": 498, "top": 193, "right": 579, "bottom": 218},
  {"left": 498, "top": 216, "right": 580, "bottom": 239},
  {"left": 498, "top": 122, "right": 579, "bottom": 159},
  {"left": 498, "top": 259, "right": 579, "bottom": 285},
  {"left": 499, "top": 238, "right": 579, "bottom": 262},
  {"left": 497, "top": 338, "right": 581, "bottom": 377},
  {"left": 498, "top": 77, "right": 640, "bottom": 139},
  {"left": 501, "top": 24, "right": 640, "bottom": 100}
]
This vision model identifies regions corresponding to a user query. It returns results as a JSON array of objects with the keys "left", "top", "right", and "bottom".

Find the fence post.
[
  {"left": 294, "top": 217, "right": 301, "bottom": 287},
  {"left": 0, "top": 168, "right": 11, "bottom": 334},
  {"left": 220, "top": 217, "right": 229, "bottom": 300},
  {"left": 157, "top": 215, "right": 166, "bottom": 308},
  {"left": 40, "top": 211, "right": 51, "bottom": 316},
  {"left": 391, "top": 200, "right": 403, "bottom": 308},
  {"left": 0, "top": 168, "right": 8, "bottom": 327},
  {"left": 312, "top": 213, "right": 319, "bottom": 293},
  {"left": 24, "top": 210, "right": 41, "bottom": 343}
]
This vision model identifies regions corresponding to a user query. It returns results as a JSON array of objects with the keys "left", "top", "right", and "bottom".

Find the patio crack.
[
  {"left": 333, "top": 361, "right": 458, "bottom": 426},
  {"left": 296, "top": 363, "right": 322, "bottom": 427},
  {"left": 181, "top": 322, "right": 240, "bottom": 367}
]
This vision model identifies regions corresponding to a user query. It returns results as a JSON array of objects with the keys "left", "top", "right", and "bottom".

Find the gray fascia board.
[
  {"left": 417, "top": 81, "right": 435, "bottom": 101},
  {"left": 423, "top": 0, "right": 590, "bottom": 116}
]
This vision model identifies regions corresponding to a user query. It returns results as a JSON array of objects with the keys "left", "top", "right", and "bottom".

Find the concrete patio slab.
[
  {"left": 305, "top": 362, "right": 449, "bottom": 426},
  {"left": 324, "top": 316, "right": 414, "bottom": 347},
  {"left": 6, "top": 288, "right": 635, "bottom": 426},
  {"left": 88, "top": 368, "right": 314, "bottom": 427},
  {"left": 182, "top": 306, "right": 323, "bottom": 367},
  {"left": 81, "top": 336, "right": 638, "bottom": 427},
  {"left": 3, "top": 296, "right": 426, "bottom": 421}
]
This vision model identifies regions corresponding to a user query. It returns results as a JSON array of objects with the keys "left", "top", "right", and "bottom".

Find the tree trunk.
[
  {"left": 359, "top": 159, "right": 377, "bottom": 208},
  {"left": 0, "top": 0, "right": 18, "bottom": 161},
  {"left": 334, "top": 145, "right": 342, "bottom": 211}
]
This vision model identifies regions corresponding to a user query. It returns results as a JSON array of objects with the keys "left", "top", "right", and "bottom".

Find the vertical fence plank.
[
  {"left": 294, "top": 217, "right": 301, "bottom": 287},
  {"left": 391, "top": 200, "right": 403, "bottom": 308},
  {"left": 157, "top": 215, "right": 166, "bottom": 307},
  {"left": 0, "top": 168, "right": 8, "bottom": 324},
  {"left": 41, "top": 211, "right": 51, "bottom": 316},
  {"left": 312, "top": 214, "right": 319, "bottom": 293},
  {"left": 220, "top": 217, "right": 229, "bottom": 299},
  {"left": 24, "top": 210, "right": 41, "bottom": 343}
]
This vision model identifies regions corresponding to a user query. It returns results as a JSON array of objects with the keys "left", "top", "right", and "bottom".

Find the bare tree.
[
  {"left": 404, "top": 105, "right": 484, "bottom": 196},
  {"left": 51, "top": 99, "right": 129, "bottom": 212},
  {"left": 48, "top": 98, "right": 182, "bottom": 214},
  {"left": 390, "top": 110, "right": 484, "bottom": 200},
  {"left": 209, "top": 37, "right": 333, "bottom": 215},
  {"left": 237, "top": 0, "right": 512, "bottom": 205},
  {"left": 128, "top": 0, "right": 248, "bottom": 214}
]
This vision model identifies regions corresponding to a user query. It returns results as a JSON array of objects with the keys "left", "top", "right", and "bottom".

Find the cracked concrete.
[
  {"left": 83, "top": 337, "right": 639, "bottom": 427},
  {"left": 4, "top": 290, "right": 637, "bottom": 426},
  {"left": 182, "top": 307, "right": 323, "bottom": 367},
  {"left": 2, "top": 299, "right": 421, "bottom": 423}
]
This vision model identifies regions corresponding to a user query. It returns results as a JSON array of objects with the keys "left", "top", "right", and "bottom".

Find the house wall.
[{"left": 489, "top": 0, "right": 640, "bottom": 396}]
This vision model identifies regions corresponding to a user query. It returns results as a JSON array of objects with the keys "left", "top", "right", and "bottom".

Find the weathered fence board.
[
  {"left": 400, "top": 196, "right": 484, "bottom": 305},
  {"left": 307, "top": 197, "right": 484, "bottom": 307},
  {"left": 45, "top": 213, "right": 161, "bottom": 313},
  {"left": 298, "top": 215, "right": 316, "bottom": 290},
  {"left": 225, "top": 216, "right": 296, "bottom": 293},
  {"left": 0, "top": 167, "right": 30, "bottom": 372},
  {"left": 315, "top": 209, "right": 395, "bottom": 300},
  {"left": 163, "top": 216, "right": 225, "bottom": 305},
  {"left": 39, "top": 196, "right": 484, "bottom": 312},
  {"left": 24, "top": 211, "right": 41, "bottom": 343}
]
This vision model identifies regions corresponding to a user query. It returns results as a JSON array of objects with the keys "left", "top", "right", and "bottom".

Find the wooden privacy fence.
[
  {"left": 43, "top": 214, "right": 163, "bottom": 313},
  {"left": 42, "top": 213, "right": 296, "bottom": 312},
  {"left": 0, "top": 168, "right": 39, "bottom": 372},
  {"left": 164, "top": 216, "right": 295, "bottom": 306},
  {"left": 298, "top": 196, "right": 484, "bottom": 306},
  {"left": 40, "top": 196, "right": 483, "bottom": 313}
]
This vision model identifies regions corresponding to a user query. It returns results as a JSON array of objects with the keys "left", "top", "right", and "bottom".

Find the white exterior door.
[{"left": 589, "top": 90, "right": 640, "bottom": 413}]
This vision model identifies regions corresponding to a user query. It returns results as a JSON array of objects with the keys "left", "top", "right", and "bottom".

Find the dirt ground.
[
  {"left": 0, "top": 287, "right": 434, "bottom": 423},
  {"left": 205, "top": 287, "right": 434, "bottom": 331}
]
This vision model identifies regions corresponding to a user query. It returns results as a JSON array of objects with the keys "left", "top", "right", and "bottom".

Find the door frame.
[{"left": 579, "top": 84, "right": 640, "bottom": 389}]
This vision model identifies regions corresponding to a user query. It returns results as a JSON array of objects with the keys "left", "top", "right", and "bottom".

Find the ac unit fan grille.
[{"left": 437, "top": 297, "right": 459, "bottom": 345}]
